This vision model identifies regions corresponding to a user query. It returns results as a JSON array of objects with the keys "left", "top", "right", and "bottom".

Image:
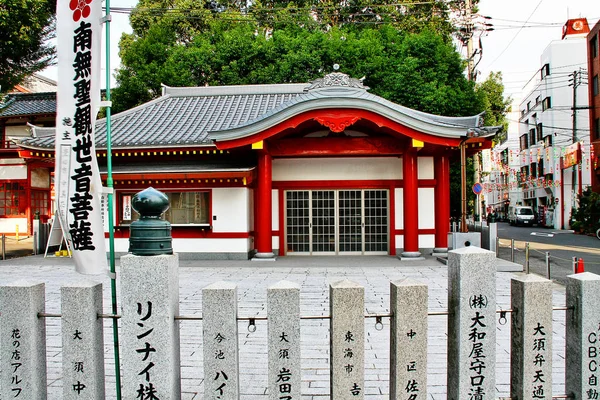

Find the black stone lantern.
[{"left": 128, "top": 187, "right": 173, "bottom": 256}]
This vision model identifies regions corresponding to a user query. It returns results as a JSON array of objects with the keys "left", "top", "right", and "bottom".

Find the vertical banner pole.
[{"left": 103, "top": 0, "right": 121, "bottom": 397}]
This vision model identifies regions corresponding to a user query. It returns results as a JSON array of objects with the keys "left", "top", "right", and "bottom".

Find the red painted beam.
[
  {"left": 268, "top": 136, "right": 407, "bottom": 157},
  {"left": 214, "top": 109, "right": 465, "bottom": 150},
  {"left": 434, "top": 156, "right": 450, "bottom": 250},
  {"left": 402, "top": 147, "right": 419, "bottom": 255}
]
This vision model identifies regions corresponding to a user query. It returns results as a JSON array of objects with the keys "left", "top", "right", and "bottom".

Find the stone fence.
[{"left": 1, "top": 247, "right": 599, "bottom": 399}]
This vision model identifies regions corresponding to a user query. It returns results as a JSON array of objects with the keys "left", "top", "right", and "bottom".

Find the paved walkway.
[{"left": 0, "top": 255, "right": 567, "bottom": 399}]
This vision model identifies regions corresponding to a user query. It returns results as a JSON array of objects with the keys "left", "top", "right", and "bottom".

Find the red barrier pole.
[{"left": 577, "top": 257, "right": 585, "bottom": 273}]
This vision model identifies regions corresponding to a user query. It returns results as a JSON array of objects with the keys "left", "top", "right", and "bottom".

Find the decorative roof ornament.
[{"left": 305, "top": 64, "right": 369, "bottom": 92}]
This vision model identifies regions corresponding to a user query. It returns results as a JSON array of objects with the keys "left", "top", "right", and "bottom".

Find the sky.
[
  {"left": 476, "top": 0, "right": 599, "bottom": 100},
  {"left": 40, "top": 0, "right": 600, "bottom": 99}
]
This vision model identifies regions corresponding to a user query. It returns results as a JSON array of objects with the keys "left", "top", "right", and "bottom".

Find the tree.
[
  {"left": 113, "top": 19, "right": 483, "bottom": 116},
  {"left": 0, "top": 0, "right": 56, "bottom": 92},
  {"left": 475, "top": 71, "right": 511, "bottom": 132}
]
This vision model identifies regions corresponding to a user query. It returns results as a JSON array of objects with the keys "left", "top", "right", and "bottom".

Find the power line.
[{"left": 484, "top": 0, "right": 545, "bottom": 70}]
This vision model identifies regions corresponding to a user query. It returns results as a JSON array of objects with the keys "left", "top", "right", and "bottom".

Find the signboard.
[
  {"left": 472, "top": 182, "right": 483, "bottom": 195},
  {"left": 55, "top": 0, "right": 107, "bottom": 274},
  {"left": 562, "top": 142, "right": 581, "bottom": 169}
]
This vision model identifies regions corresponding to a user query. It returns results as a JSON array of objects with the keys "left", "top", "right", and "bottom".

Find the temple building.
[{"left": 14, "top": 71, "right": 497, "bottom": 259}]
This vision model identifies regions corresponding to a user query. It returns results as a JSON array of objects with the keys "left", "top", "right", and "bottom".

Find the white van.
[{"left": 508, "top": 206, "right": 536, "bottom": 226}]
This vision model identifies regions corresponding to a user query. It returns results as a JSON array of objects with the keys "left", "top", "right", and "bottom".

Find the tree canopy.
[
  {"left": 112, "top": 0, "right": 483, "bottom": 116},
  {"left": 0, "top": 0, "right": 56, "bottom": 92}
]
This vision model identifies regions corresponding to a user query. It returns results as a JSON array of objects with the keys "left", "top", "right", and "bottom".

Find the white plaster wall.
[
  {"left": 212, "top": 188, "right": 249, "bottom": 232},
  {"left": 31, "top": 168, "right": 50, "bottom": 189},
  {"left": 395, "top": 235, "right": 403, "bottom": 248},
  {"left": 112, "top": 238, "right": 251, "bottom": 253},
  {"left": 0, "top": 159, "right": 25, "bottom": 165},
  {"left": 0, "top": 218, "right": 27, "bottom": 234},
  {"left": 418, "top": 157, "right": 434, "bottom": 179},
  {"left": 418, "top": 188, "right": 435, "bottom": 229},
  {"left": 395, "top": 188, "right": 403, "bottom": 229},
  {"left": 273, "top": 157, "right": 402, "bottom": 181},
  {"left": 272, "top": 189, "right": 279, "bottom": 231},
  {"left": 0, "top": 165, "right": 26, "bottom": 180},
  {"left": 5, "top": 126, "right": 30, "bottom": 138},
  {"left": 174, "top": 238, "right": 250, "bottom": 253},
  {"left": 418, "top": 234, "right": 435, "bottom": 248}
]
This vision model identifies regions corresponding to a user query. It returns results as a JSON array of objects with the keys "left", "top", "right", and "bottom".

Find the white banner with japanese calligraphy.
[{"left": 55, "top": 0, "right": 107, "bottom": 274}]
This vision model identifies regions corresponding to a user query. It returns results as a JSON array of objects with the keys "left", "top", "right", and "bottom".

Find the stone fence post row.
[{"left": 1, "top": 248, "right": 600, "bottom": 399}]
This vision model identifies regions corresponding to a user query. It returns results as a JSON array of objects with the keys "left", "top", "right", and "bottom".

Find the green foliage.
[
  {"left": 450, "top": 156, "right": 475, "bottom": 220},
  {"left": 571, "top": 187, "right": 600, "bottom": 234},
  {"left": 113, "top": 19, "right": 483, "bottom": 116},
  {"left": 0, "top": 0, "right": 56, "bottom": 92},
  {"left": 475, "top": 71, "right": 511, "bottom": 138}
]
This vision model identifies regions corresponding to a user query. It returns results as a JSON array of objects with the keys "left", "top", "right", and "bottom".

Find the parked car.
[{"left": 508, "top": 206, "right": 536, "bottom": 226}]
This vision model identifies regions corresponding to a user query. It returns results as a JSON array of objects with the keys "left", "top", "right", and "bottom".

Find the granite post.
[
  {"left": 268, "top": 280, "right": 301, "bottom": 400},
  {"left": 62, "top": 282, "right": 105, "bottom": 399},
  {"left": 511, "top": 275, "right": 553, "bottom": 400},
  {"left": 330, "top": 280, "right": 364, "bottom": 400},
  {"left": 566, "top": 272, "right": 600, "bottom": 399},
  {"left": 203, "top": 281, "right": 239, "bottom": 400},
  {"left": 120, "top": 254, "right": 181, "bottom": 399},
  {"left": 0, "top": 281, "right": 47, "bottom": 399},
  {"left": 447, "top": 247, "right": 496, "bottom": 400},
  {"left": 390, "top": 279, "right": 428, "bottom": 399}
]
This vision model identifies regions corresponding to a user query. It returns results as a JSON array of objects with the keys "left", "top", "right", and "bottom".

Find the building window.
[
  {"left": 594, "top": 75, "right": 599, "bottom": 97},
  {"left": 543, "top": 135, "right": 553, "bottom": 147},
  {"left": 530, "top": 163, "right": 537, "bottom": 178},
  {"left": 520, "top": 166, "right": 529, "bottom": 183},
  {"left": 31, "top": 190, "right": 50, "bottom": 218},
  {"left": 595, "top": 118, "right": 600, "bottom": 140},
  {"left": 591, "top": 34, "right": 598, "bottom": 58},
  {"left": 527, "top": 101, "right": 531, "bottom": 111},
  {"left": 0, "top": 182, "right": 26, "bottom": 216},
  {"left": 520, "top": 134, "right": 529, "bottom": 151},
  {"left": 541, "top": 63, "right": 550, "bottom": 79},
  {"left": 529, "top": 128, "right": 536, "bottom": 146},
  {"left": 536, "top": 123, "right": 543, "bottom": 142},
  {"left": 537, "top": 159, "right": 544, "bottom": 177},
  {"left": 542, "top": 97, "right": 551, "bottom": 111},
  {"left": 119, "top": 191, "right": 210, "bottom": 225}
]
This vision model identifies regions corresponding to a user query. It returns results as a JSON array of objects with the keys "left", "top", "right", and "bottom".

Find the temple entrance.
[{"left": 285, "top": 189, "right": 388, "bottom": 255}]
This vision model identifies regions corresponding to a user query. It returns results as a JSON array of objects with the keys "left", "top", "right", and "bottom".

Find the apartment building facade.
[{"left": 517, "top": 18, "right": 591, "bottom": 229}]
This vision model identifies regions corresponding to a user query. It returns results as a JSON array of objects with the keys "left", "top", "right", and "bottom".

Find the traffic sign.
[{"left": 472, "top": 182, "right": 483, "bottom": 195}]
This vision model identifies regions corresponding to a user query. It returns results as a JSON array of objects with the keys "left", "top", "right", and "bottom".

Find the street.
[{"left": 496, "top": 221, "right": 600, "bottom": 284}]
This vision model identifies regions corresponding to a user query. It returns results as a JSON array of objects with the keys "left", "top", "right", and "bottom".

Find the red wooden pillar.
[
  {"left": 254, "top": 151, "right": 275, "bottom": 259},
  {"left": 434, "top": 155, "right": 450, "bottom": 252},
  {"left": 401, "top": 147, "right": 421, "bottom": 258}
]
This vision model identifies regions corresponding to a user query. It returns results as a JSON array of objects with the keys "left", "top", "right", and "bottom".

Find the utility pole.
[
  {"left": 463, "top": 0, "right": 482, "bottom": 223},
  {"left": 568, "top": 68, "right": 587, "bottom": 203}
]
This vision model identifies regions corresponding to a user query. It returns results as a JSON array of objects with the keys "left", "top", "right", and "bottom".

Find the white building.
[
  {"left": 481, "top": 98, "right": 523, "bottom": 220},
  {"left": 516, "top": 18, "right": 591, "bottom": 229}
]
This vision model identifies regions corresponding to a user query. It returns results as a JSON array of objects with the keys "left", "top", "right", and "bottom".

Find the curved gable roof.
[{"left": 17, "top": 72, "right": 498, "bottom": 151}]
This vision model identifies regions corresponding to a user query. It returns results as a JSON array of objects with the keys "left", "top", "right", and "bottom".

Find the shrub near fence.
[{"left": 1, "top": 247, "right": 599, "bottom": 399}]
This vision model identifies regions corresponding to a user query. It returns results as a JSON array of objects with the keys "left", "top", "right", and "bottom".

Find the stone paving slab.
[{"left": 0, "top": 254, "right": 568, "bottom": 399}]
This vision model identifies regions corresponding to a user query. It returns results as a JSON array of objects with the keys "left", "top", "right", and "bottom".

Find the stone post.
[
  {"left": 566, "top": 272, "right": 600, "bottom": 399},
  {"left": 203, "top": 281, "right": 239, "bottom": 400},
  {"left": 330, "top": 280, "right": 364, "bottom": 399},
  {"left": 120, "top": 254, "right": 181, "bottom": 399},
  {"left": 447, "top": 247, "right": 496, "bottom": 400},
  {"left": 0, "top": 282, "right": 47, "bottom": 399},
  {"left": 390, "top": 279, "right": 428, "bottom": 399},
  {"left": 62, "top": 282, "right": 105, "bottom": 399},
  {"left": 268, "top": 280, "right": 301, "bottom": 400},
  {"left": 511, "top": 275, "right": 553, "bottom": 400}
]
